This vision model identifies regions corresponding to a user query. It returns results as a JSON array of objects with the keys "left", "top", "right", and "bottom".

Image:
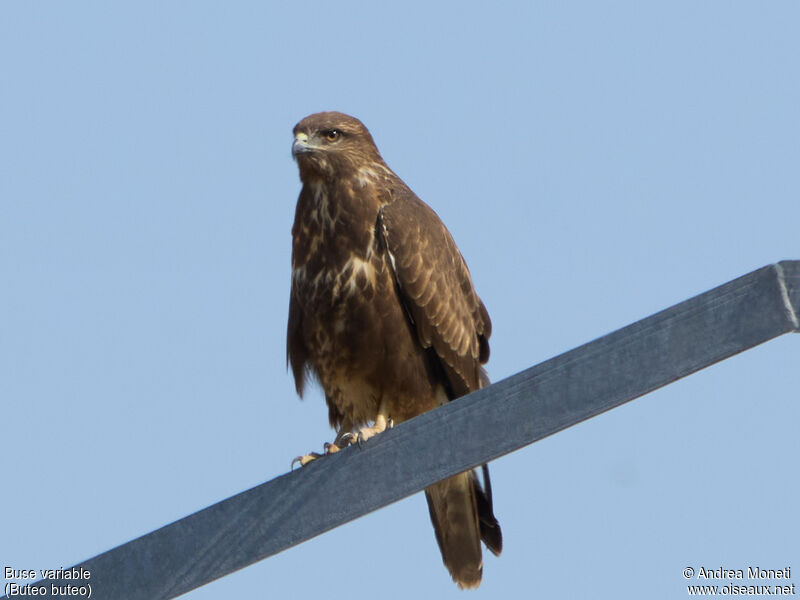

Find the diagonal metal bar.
[{"left": 4, "top": 261, "right": 798, "bottom": 600}]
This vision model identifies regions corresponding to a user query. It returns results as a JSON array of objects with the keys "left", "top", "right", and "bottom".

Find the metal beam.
[{"left": 4, "top": 261, "right": 797, "bottom": 600}]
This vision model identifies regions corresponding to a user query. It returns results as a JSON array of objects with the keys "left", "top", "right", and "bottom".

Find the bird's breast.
[{"left": 292, "top": 181, "right": 386, "bottom": 305}]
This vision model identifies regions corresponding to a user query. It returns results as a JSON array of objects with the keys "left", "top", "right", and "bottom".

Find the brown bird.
[{"left": 287, "top": 111, "right": 501, "bottom": 588}]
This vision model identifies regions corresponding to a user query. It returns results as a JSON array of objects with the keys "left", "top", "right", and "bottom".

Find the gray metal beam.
[
  {"left": 777, "top": 260, "right": 800, "bottom": 328},
  {"left": 4, "top": 261, "right": 798, "bottom": 600}
]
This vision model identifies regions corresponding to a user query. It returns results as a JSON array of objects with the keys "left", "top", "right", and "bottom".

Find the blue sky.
[{"left": 2, "top": 2, "right": 798, "bottom": 598}]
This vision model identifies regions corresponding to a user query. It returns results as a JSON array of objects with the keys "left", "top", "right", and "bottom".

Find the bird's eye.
[{"left": 324, "top": 129, "right": 340, "bottom": 141}]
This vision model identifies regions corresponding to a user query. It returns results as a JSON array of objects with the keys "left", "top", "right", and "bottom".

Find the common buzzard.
[{"left": 287, "top": 112, "right": 501, "bottom": 588}]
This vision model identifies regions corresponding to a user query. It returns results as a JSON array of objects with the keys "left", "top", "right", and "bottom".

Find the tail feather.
[
  {"left": 475, "top": 464, "right": 502, "bottom": 556},
  {"left": 425, "top": 467, "right": 502, "bottom": 589}
]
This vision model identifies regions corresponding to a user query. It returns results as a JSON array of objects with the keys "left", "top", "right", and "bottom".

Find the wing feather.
[
  {"left": 378, "top": 190, "right": 491, "bottom": 395},
  {"left": 286, "top": 282, "right": 307, "bottom": 397}
]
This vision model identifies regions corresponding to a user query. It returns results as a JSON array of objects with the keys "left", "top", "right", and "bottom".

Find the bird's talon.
[
  {"left": 324, "top": 441, "right": 344, "bottom": 454},
  {"left": 291, "top": 453, "right": 322, "bottom": 469}
]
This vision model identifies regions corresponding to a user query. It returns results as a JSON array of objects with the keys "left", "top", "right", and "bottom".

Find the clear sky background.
[{"left": 2, "top": 2, "right": 798, "bottom": 599}]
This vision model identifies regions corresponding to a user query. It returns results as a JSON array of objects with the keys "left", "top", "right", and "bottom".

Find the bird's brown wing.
[
  {"left": 286, "top": 281, "right": 307, "bottom": 397},
  {"left": 378, "top": 189, "right": 501, "bottom": 588},
  {"left": 377, "top": 190, "right": 491, "bottom": 396}
]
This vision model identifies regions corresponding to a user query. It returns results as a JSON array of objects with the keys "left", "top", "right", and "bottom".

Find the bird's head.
[{"left": 292, "top": 112, "right": 383, "bottom": 181}]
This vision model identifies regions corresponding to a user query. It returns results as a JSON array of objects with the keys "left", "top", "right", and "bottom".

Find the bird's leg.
[
  {"left": 291, "top": 418, "right": 354, "bottom": 469},
  {"left": 290, "top": 404, "right": 394, "bottom": 469},
  {"left": 351, "top": 398, "right": 393, "bottom": 446}
]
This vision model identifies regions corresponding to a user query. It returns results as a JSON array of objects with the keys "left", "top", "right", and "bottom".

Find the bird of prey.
[{"left": 287, "top": 111, "right": 501, "bottom": 588}]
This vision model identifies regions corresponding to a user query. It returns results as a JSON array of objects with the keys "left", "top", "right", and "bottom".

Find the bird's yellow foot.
[
  {"left": 354, "top": 417, "right": 394, "bottom": 446},
  {"left": 291, "top": 415, "right": 394, "bottom": 469},
  {"left": 323, "top": 440, "right": 347, "bottom": 454},
  {"left": 291, "top": 436, "right": 353, "bottom": 469},
  {"left": 325, "top": 417, "right": 394, "bottom": 451},
  {"left": 291, "top": 452, "right": 323, "bottom": 469}
]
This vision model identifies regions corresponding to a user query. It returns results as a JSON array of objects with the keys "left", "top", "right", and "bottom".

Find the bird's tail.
[{"left": 425, "top": 467, "right": 502, "bottom": 589}]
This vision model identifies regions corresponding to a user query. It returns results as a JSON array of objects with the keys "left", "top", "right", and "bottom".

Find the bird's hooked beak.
[{"left": 292, "top": 132, "right": 314, "bottom": 158}]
